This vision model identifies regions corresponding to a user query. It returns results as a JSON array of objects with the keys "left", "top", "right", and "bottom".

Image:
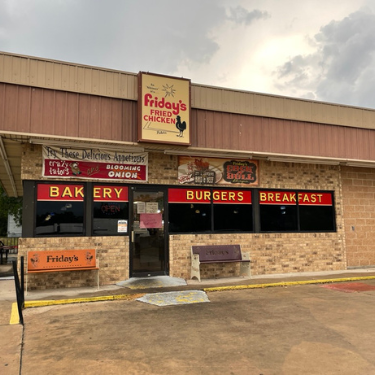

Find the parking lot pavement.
[
  {"left": 15, "top": 279, "right": 375, "bottom": 375},
  {"left": 2, "top": 270, "right": 375, "bottom": 375}
]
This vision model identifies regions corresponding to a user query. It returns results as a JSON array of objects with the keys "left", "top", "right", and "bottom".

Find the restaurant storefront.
[{"left": 2, "top": 51, "right": 375, "bottom": 290}]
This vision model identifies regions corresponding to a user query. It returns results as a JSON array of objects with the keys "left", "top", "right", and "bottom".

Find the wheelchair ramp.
[{"left": 137, "top": 290, "right": 210, "bottom": 306}]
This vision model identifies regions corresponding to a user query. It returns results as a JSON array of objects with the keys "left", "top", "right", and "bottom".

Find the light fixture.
[
  {"left": 344, "top": 162, "right": 375, "bottom": 168},
  {"left": 164, "top": 150, "right": 253, "bottom": 159},
  {"left": 0, "top": 136, "right": 18, "bottom": 196},
  {"left": 267, "top": 157, "right": 340, "bottom": 166},
  {"left": 29, "top": 138, "right": 144, "bottom": 153}
]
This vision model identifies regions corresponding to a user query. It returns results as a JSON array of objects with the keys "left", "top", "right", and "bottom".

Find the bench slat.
[
  {"left": 199, "top": 260, "right": 250, "bottom": 264},
  {"left": 192, "top": 245, "right": 243, "bottom": 262},
  {"left": 191, "top": 245, "right": 251, "bottom": 282}
]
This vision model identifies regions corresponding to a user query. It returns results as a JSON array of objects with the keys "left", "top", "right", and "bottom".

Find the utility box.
[{"left": 7, "top": 215, "right": 21, "bottom": 237}]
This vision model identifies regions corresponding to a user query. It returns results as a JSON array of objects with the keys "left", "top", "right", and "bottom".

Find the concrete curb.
[
  {"left": 24, "top": 293, "right": 144, "bottom": 308},
  {"left": 10, "top": 294, "right": 144, "bottom": 324},
  {"left": 203, "top": 275, "right": 375, "bottom": 292},
  {"left": 9, "top": 275, "right": 375, "bottom": 324}
]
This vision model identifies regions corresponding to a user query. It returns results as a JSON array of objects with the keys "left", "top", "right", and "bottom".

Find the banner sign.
[
  {"left": 178, "top": 156, "right": 258, "bottom": 186},
  {"left": 259, "top": 191, "right": 333, "bottom": 206},
  {"left": 27, "top": 249, "right": 96, "bottom": 271},
  {"left": 42, "top": 146, "right": 148, "bottom": 182},
  {"left": 168, "top": 188, "right": 252, "bottom": 204},
  {"left": 138, "top": 72, "right": 191, "bottom": 145}
]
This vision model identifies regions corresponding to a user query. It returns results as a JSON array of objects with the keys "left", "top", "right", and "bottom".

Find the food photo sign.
[
  {"left": 178, "top": 156, "right": 259, "bottom": 186},
  {"left": 138, "top": 72, "right": 191, "bottom": 145}
]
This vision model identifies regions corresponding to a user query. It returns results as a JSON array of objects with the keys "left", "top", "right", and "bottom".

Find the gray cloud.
[
  {"left": 275, "top": 8, "right": 375, "bottom": 108},
  {"left": 227, "top": 6, "right": 270, "bottom": 25},
  {"left": 0, "top": 0, "right": 272, "bottom": 77},
  {"left": 0, "top": 0, "right": 227, "bottom": 74}
]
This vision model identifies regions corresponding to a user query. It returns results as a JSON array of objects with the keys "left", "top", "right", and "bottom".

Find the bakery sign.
[
  {"left": 138, "top": 72, "right": 191, "bottom": 145},
  {"left": 177, "top": 156, "right": 259, "bottom": 186},
  {"left": 42, "top": 146, "right": 148, "bottom": 182}
]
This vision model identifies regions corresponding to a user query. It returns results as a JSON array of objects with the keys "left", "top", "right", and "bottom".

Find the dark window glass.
[
  {"left": 260, "top": 205, "right": 298, "bottom": 232},
  {"left": 93, "top": 202, "right": 129, "bottom": 236},
  {"left": 36, "top": 201, "right": 84, "bottom": 236},
  {"left": 214, "top": 205, "right": 253, "bottom": 232},
  {"left": 169, "top": 203, "right": 211, "bottom": 233},
  {"left": 299, "top": 206, "right": 335, "bottom": 231}
]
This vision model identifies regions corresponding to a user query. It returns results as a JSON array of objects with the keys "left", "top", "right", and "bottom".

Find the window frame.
[
  {"left": 258, "top": 189, "right": 336, "bottom": 233},
  {"left": 34, "top": 181, "right": 86, "bottom": 237},
  {"left": 168, "top": 187, "right": 254, "bottom": 234},
  {"left": 92, "top": 183, "right": 129, "bottom": 237}
]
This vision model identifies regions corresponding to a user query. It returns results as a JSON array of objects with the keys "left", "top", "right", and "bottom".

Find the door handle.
[{"left": 131, "top": 231, "right": 134, "bottom": 242}]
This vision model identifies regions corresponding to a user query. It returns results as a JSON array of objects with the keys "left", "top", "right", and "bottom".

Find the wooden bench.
[
  {"left": 191, "top": 245, "right": 250, "bottom": 282},
  {"left": 26, "top": 249, "right": 99, "bottom": 292}
]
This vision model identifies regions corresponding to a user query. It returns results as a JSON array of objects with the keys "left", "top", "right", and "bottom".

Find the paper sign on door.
[{"left": 140, "top": 213, "right": 162, "bottom": 228}]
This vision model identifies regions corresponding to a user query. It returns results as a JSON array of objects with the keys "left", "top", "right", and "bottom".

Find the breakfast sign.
[
  {"left": 138, "top": 72, "right": 191, "bottom": 145},
  {"left": 42, "top": 146, "right": 148, "bottom": 182},
  {"left": 178, "top": 156, "right": 259, "bottom": 186}
]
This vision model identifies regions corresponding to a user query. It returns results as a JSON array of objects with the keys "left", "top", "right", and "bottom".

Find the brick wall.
[
  {"left": 169, "top": 160, "right": 346, "bottom": 280},
  {"left": 170, "top": 232, "right": 345, "bottom": 280},
  {"left": 19, "top": 236, "right": 129, "bottom": 290},
  {"left": 341, "top": 166, "right": 375, "bottom": 267},
  {"left": 20, "top": 145, "right": 347, "bottom": 285}
]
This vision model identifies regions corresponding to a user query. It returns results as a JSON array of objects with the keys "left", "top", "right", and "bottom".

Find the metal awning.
[
  {"left": 0, "top": 135, "right": 23, "bottom": 197},
  {"left": 3, "top": 131, "right": 375, "bottom": 199},
  {"left": 0, "top": 132, "right": 146, "bottom": 198}
]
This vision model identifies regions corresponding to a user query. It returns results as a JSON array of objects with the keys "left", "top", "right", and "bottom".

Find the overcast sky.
[{"left": 1, "top": 0, "right": 375, "bottom": 109}]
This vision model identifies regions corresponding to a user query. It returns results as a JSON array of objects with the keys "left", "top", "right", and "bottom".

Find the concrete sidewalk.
[{"left": 2, "top": 268, "right": 375, "bottom": 374}]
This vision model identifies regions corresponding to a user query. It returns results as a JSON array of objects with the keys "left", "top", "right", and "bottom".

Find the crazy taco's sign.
[
  {"left": 42, "top": 146, "right": 148, "bottom": 182},
  {"left": 138, "top": 72, "right": 191, "bottom": 145}
]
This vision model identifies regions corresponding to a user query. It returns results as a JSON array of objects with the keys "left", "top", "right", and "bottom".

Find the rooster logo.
[
  {"left": 176, "top": 115, "right": 186, "bottom": 137},
  {"left": 70, "top": 162, "right": 81, "bottom": 175},
  {"left": 30, "top": 253, "right": 40, "bottom": 268},
  {"left": 85, "top": 251, "right": 94, "bottom": 265}
]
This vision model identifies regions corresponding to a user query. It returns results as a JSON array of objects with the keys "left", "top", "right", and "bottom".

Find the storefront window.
[
  {"left": 214, "top": 204, "right": 253, "bottom": 232},
  {"left": 168, "top": 188, "right": 252, "bottom": 233},
  {"left": 260, "top": 205, "right": 298, "bottom": 231},
  {"left": 299, "top": 192, "right": 335, "bottom": 231},
  {"left": 35, "top": 183, "right": 85, "bottom": 236},
  {"left": 92, "top": 185, "right": 129, "bottom": 235},
  {"left": 169, "top": 203, "right": 211, "bottom": 232},
  {"left": 259, "top": 190, "right": 335, "bottom": 232}
]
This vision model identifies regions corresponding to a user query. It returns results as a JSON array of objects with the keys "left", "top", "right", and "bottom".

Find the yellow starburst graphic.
[{"left": 162, "top": 84, "right": 176, "bottom": 98}]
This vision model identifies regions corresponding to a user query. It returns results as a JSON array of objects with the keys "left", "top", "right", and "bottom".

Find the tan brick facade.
[
  {"left": 342, "top": 166, "right": 375, "bottom": 267},
  {"left": 169, "top": 232, "right": 345, "bottom": 280},
  {"left": 19, "top": 144, "right": 349, "bottom": 288},
  {"left": 169, "top": 161, "right": 346, "bottom": 280},
  {"left": 19, "top": 236, "right": 129, "bottom": 290}
]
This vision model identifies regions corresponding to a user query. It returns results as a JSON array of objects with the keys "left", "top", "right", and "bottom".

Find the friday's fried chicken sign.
[{"left": 138, "top": 72, "right": 191, "bottom": 145}]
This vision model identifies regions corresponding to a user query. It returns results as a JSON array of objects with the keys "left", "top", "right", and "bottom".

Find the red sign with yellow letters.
[
  {"left": 93, "top": 186, "right": 128, "bottom": 202},
  {"left": 259, "top": 191, "right": 333, "bottom": 205},
  {"left": 37, "top": 184, "right": 84, "bottom": 201},
  {"left": 168, "top": 188, "right": 252, "bottom": 204}
]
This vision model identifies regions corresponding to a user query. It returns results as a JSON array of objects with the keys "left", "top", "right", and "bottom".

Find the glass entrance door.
[{"left": 130, "top": 188, "right": 167, "bottom": 276}]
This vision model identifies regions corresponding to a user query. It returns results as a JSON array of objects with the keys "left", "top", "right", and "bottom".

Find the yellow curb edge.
[
  {"left": 203, "top": 275, "right": 375, "bottom": 292},
  {"left": 24, "top": 293, "right": 144, "bottom": 308},
  {"left": 10, "top": 302, "right": 19, "bottom": 325}
]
